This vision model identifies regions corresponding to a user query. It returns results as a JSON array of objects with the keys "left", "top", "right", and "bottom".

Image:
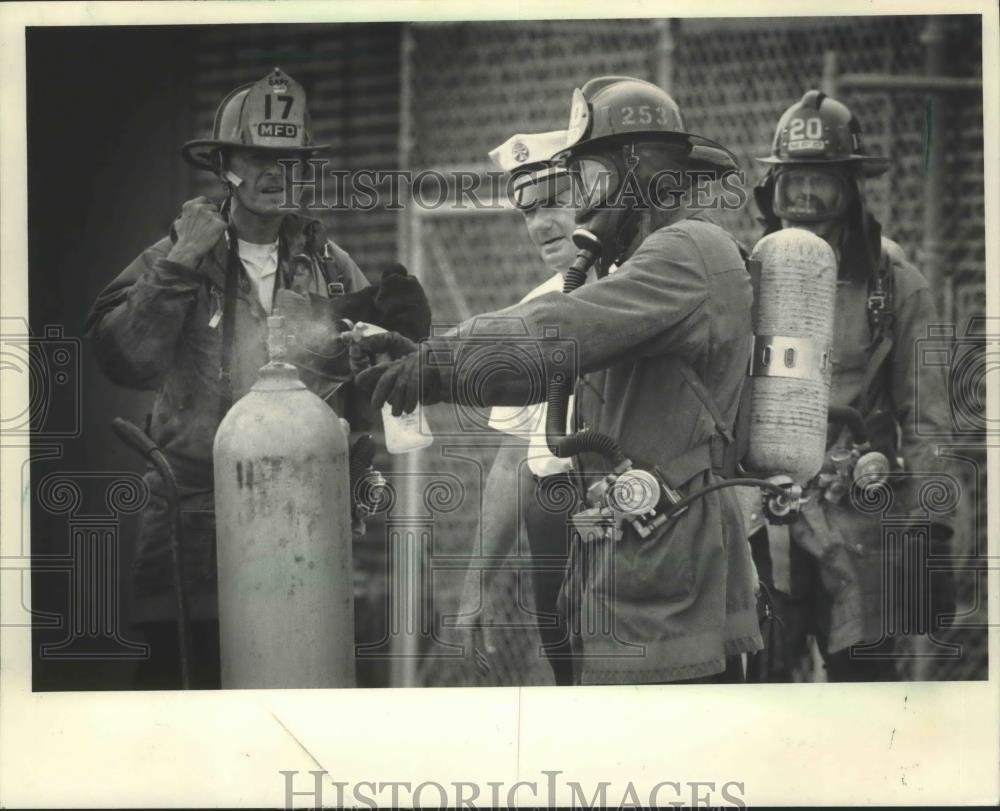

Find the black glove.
[
  {"left": 348, "top": 330, "right": 419, "bottom": 379},
  {"left": 372, "top": 264, "right": 431, "bottom": 341},
  {"left": 329, "top": 286, "right": 379, "bottom": 326},
  {"left": 273, "top": 289, "right": 351, "bottom": 396},
  {"left": 355, "top": 341, "right": 447, "bottom": 417}
]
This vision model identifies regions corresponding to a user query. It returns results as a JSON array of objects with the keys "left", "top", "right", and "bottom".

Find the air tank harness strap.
[
  {"left": 861, "top": 249, "right": 895, "bottom": 414},
  {"left": 218, "top": 226, "right": 242, "bottom": 423},
  {"left": 316, "top": 241, "right": 344, "bottom": 296},
  {"left": 648, "top": 443, "right": 715, "bottom": 491},
  {"left": 675, "top": 362, "right": 736, "bottom": 478}
]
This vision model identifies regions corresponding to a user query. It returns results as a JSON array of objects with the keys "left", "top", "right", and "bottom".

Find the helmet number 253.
[{"left": 620, "top": 105, "right": 670, "bottom": 126}]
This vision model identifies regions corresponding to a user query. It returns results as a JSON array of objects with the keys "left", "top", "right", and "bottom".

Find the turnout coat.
[
  {"left": 444, "top": 216, "right": 763, "bottom": 683},
  {"left": 86, "top": 213, "right": 369, "bottom": 621}
]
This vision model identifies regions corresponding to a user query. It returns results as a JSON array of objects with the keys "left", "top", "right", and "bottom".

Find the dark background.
[{"left": 28, "top": 26, "right": 201, "bottom": 689}]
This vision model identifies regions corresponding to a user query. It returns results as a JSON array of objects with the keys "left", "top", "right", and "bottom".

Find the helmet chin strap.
[
  {"left": 579, "top": 143, "right": 651, "bottom": 271},
  {"left": 215, "top": 152, "right": 244, "bottom": 210}
]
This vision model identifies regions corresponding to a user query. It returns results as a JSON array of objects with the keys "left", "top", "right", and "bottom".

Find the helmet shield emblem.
[
  {"left": 566, "top": 87, "right": 592, "bottom": 147},
  {"left": 181, "top": 67, "right": 328, "bottom": 171},
  {"left": 240, "top": 68, "right": 310, "bottom": 148}
]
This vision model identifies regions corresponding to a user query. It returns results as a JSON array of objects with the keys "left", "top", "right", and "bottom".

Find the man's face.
[
  {"left": 774, "top": 165, "right": 851, "bottom": 242},
  {"left": 521, "top": 186, "right": 577, "bottom": 272},
  {"left": 226, "top": 149, "right": 301, "bottom": 217}
]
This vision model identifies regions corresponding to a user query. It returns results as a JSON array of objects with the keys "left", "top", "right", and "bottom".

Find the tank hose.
[
  {"left": 827, "top": 405, "right": 868, "bottom": 445},
  {"left": 348, "top": 434, "right": 377, "bottom": 484},
  {"left": 111, "top": 417, "right": 192, "bottom": 690},
  {"left": 660, "top": 477, "right": 793, "bottom": 522},
  {"left": 545, "top": 229, "right": 630, "bottom": 469}
]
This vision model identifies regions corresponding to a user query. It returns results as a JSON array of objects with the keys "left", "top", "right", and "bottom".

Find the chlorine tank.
[{"left": 213, "top": 320, "right": 354, "bottom": 688}]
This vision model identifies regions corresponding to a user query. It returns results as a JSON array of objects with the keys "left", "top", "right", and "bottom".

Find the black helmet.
[
  {"left": 754, "top": 90, "right": 890, "bottom": 280},
  {"left": 564, "top": 75, "right": 737, "bottom": 177},
  {"left": 756, "top": 89, "right": 889, "bottom": 178}
]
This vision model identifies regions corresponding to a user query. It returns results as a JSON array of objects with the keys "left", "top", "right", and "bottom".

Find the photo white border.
[{"left": 1, "top": 1, "right": 997, "bottom": 807}]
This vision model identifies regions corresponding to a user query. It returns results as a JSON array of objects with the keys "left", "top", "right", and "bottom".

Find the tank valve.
[
  {"left": 762, "top": 475, "right": 804, "bottom": 525},
  {"left": 570, "top": 464, "right": 677, "bottom": 543},
  {"left": 267, "top": 315, "right": 288, "bottom": 362},
  {"left": 818, "top": 445, "right": 891, "bottom": 504}
]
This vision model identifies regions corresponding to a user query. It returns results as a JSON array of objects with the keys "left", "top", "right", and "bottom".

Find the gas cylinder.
[
  {"left": 213, "top": 316, "right": 354, "bottom": 688},
  {"left": 746, "top": 228, "right": 837, "bottom": 484}
]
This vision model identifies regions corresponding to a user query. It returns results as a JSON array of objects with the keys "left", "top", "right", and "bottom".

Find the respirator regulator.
[{"left": 564, "top": 139, "right": 691, "bottom": 274}]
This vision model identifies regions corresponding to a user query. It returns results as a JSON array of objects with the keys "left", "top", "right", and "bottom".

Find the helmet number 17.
[{"left": 264, "top": 94, "right": 295, "bottom": 120}]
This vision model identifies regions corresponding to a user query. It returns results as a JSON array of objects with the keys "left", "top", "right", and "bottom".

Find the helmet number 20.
[
  {"left": 620, "top": 105, "right": 671, "bottom": 126},
  {"left": 789, "top": 117, "right": 823, "bottom": 142}
]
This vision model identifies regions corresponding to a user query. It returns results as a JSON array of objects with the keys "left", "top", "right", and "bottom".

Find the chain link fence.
[{"left": 405, "top": 16, "right": 988, "bottom": 686}]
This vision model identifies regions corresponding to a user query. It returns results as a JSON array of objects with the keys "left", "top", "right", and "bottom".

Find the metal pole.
[
  {"left": 397, "top": 23, "right": 415, "bottom": 265},
  {"left": 654, "top": 19, "right": 676, "bottom": 93},
  {"left": 920, "top": 17, "right": 949, "bottom": 322},
  {"left": 915, "top": 16, "right": 947, "bottom": 683},
  {"left": 391, "top": 22, "right": 423, "bottom": 688},
  {"left": 821, "top": 50, "right": 840, "bottom": 98}
]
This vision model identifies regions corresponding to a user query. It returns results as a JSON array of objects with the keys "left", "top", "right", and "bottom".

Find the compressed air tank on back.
[
  {"left": 746, "top": 228, "right": 837, "bottom": 484},
  {"left": 214, "top": 317, "right": 354, "bottom": 688}
]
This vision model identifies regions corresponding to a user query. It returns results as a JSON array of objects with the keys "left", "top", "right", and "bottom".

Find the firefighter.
[
  {"left": 456, "top": 130, "right": 580, "bottom": 685},
  {"left": 355, "top": 77, "right": 763, "bottom": 685},
  {"left": 85, "top": 68, "right": 431, "bottom": 689},
  {"left": 748, "top": 90, "right": 955, "bottom": 682}
]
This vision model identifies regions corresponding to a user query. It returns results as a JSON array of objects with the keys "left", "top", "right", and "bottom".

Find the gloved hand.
[
  {"left": 166, "top": 196, "right": 228, "bottom": 270},
  {"left": 373, "top": 264, "right": 432, "bottom": 341},
  {"left": 322, "top": 264, "right": 430, "bottom": 341},
  {"left": 347, "top": 330, "right": 419, "bottom": 379},
  {"left": 354, "top": 340, "right": 449, "bottom": 417}
]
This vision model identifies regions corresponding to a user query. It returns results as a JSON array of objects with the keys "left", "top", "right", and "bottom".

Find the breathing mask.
[{"left": 772, "top": 165, "right": 852, "bottom": 223}]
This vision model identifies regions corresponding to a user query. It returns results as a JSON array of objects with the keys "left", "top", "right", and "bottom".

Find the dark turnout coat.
[
  {"left": 444, "top": 216, "right": 763, "bottom": 683},
  {"left": 86, "top": 213, "right": 369, "bottom": 621}
]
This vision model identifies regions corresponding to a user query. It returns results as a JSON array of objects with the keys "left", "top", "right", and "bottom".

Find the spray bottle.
[{"left": 351, "top": 322, "right": 434, "bottom": 455}]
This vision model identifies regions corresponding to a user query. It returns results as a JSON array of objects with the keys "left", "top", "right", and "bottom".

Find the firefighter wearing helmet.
[
  {"left": 748, "top": 90, "right": 955, "bottom": 682},
  {"left": 354, "top": 77, "right": 763, "bottom": 685},
  {"left": 86, "top": 68, "right": 431, "bottom": 689},
  {"left": 454, "top": 129, "right": 581, "bottom": 685}
]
